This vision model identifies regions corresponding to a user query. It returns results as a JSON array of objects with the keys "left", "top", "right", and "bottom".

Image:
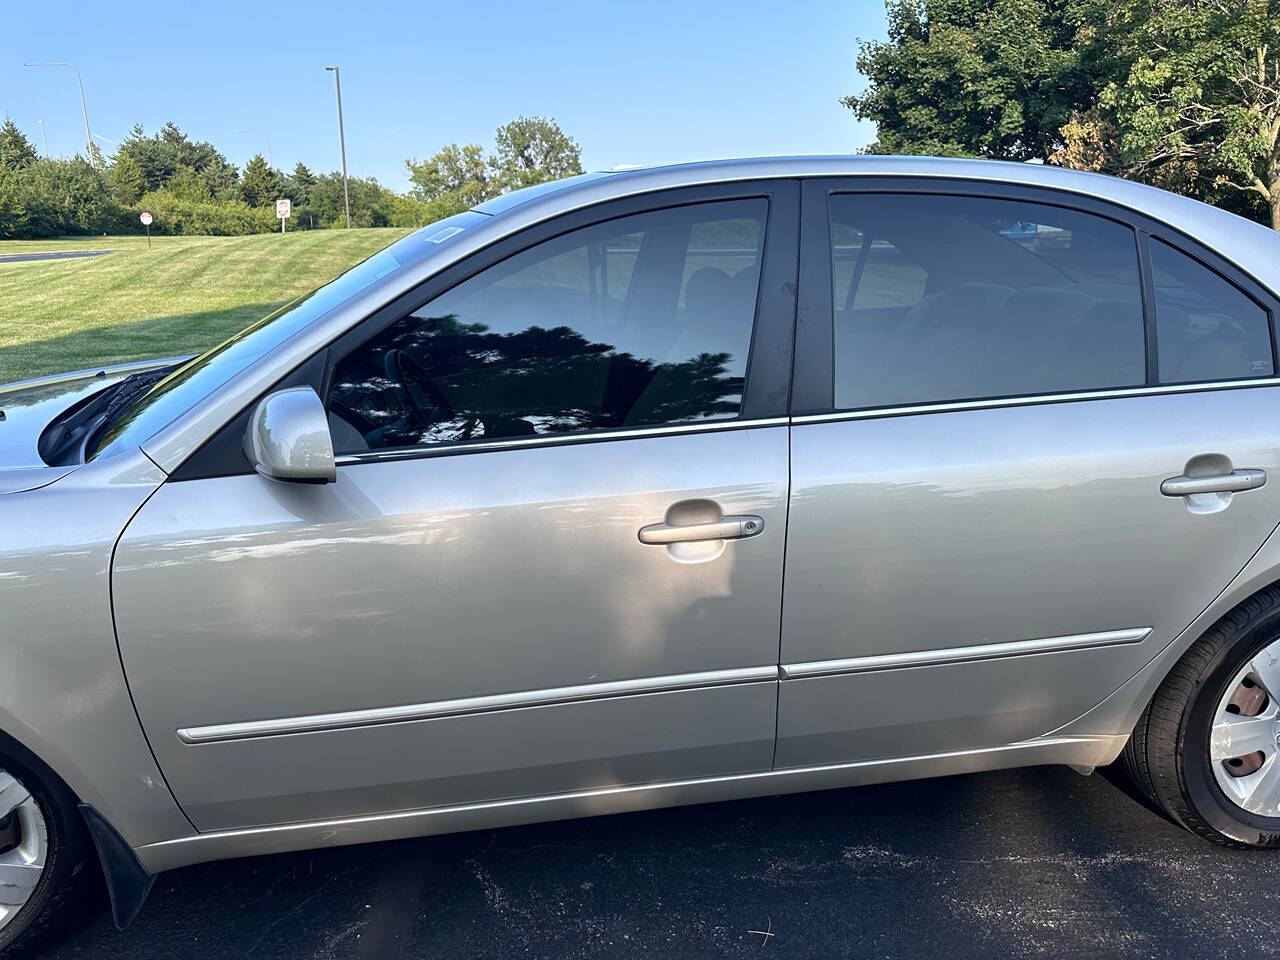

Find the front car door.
[
  {"left": 778, "top": 179, "right": 1280, "bottom": 768},
  {"left": 112, "top": 182, "right": 799, "bottom": 830}
]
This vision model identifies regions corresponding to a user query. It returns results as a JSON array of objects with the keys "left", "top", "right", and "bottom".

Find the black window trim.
[
  {"left": 793, "top": 176, "right": 1280, "bottom": 418},
  {"left": 171, "top": 180, "right": 800, "bottom": 480}
]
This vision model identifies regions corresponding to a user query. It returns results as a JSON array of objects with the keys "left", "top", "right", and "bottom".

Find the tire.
[
  {"left": 1127, "top": 584, "right": 1280, "bottom": 848},
  {"left": 0, "top": 741, "right": 93, "bottom": 957}
]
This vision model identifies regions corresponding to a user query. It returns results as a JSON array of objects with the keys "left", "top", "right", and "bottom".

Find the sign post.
[
  {"left": 276, "top": 198, "right": 291, "bottom": 235},
  {"left": 139, "top": 210, "right": 153, "bottom": 248}
]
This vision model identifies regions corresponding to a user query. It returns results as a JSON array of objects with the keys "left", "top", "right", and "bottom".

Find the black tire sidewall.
[
  {"left": 1182, "top": 618, "right": 1280, "bottom": 847},
  {"left": 0, "top": 748, "right": 82, "bottom": 954}
]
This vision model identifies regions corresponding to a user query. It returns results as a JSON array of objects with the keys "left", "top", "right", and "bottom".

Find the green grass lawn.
[{"left": 0, "top": 229, "right": 412, "bottom": 383}]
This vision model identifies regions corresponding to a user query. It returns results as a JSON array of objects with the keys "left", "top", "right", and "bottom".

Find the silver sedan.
[{"left": 4, "top": 156, "right": 1280, "bottom": 951}]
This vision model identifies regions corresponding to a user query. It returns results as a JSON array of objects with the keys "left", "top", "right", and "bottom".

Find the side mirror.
[{"left": 243, "top": 387, "right": 336, "bottom": 484}]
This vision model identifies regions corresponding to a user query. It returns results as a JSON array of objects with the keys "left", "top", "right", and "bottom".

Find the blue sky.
[{"left": 2, "top": 0, "right": 882, "bottom": 192}]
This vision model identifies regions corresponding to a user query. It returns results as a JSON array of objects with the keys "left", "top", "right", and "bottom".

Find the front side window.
[
  {"left": 1151, "top": 238, "right": 1273, "bottom": 384},
  {"left": 830, "top": 194, "right": 1146, "bottom": 410},
  {"left": 328, "top": 199, "right": 766, "bottom": 453}
]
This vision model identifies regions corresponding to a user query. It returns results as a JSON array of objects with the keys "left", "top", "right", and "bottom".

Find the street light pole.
[
  {"left": 325, "top": 66, "right": 351, "bottom": 229},
  {"left": 36, "top": 120, "right": 47, "bottom": 157},
  {"left": 235, "top": 128, "right": 272, "bottom": 167},
  {"left": 24, "top": 61, "right": 92, "bottom": 162}
]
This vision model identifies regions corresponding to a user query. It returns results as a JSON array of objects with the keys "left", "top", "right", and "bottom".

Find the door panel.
[
  {"left": 115, "top": 428, "right": 788, "bottom": 829},
  {"left": 777, "top": 388, "right": 1280, "bottom": 767}
]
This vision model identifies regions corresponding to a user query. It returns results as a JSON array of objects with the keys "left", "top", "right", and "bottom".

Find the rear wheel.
[
  {"left": 0, "top": 747, "right": 90, "bottom": 955},
  {"left": 1127, "top": 585, "right": 1280, "bottom": 847}
]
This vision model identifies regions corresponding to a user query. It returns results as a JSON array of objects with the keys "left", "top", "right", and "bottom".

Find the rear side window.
[
  {"left": 1150, "top": 238, "right": 1273, "bottom": 384},
  {"left": 832, "top": 225, "right": 927, "bottom": 311},
  {"left": 830, "top": 194, "right": 1146, "bottom": 409},
  {"left": 327, "top": 199, "right": 766, "bottom": 453}
]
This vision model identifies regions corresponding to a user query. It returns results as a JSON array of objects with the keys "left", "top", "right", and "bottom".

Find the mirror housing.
[{"left": 243, "top": 387, "right": 336, "bottom": 484}]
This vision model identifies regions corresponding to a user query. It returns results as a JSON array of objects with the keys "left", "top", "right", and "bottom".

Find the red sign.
[{"left": 276, "top": 198, "right": 291, "bottom": 219}]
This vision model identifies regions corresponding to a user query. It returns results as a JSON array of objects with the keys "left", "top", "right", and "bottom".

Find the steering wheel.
[{"left": 383, "top": 348, "right": 481, "bottom": 440}]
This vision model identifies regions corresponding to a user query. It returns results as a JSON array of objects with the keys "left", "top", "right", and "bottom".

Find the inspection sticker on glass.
[{"left": 424, "top": 226, "right": 466, "bottom": 244}]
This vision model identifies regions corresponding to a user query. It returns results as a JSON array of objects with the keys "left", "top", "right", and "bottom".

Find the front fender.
[{"left": 0, "top": 447, "right": 194, "bottom": 848}]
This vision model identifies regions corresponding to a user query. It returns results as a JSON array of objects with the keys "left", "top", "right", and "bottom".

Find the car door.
[
  {"left": 777, "top": 180, "right": 1280, "bottom": 768},
  {"left": 112, "top": 182, "right": 799, "bottom": 831}
]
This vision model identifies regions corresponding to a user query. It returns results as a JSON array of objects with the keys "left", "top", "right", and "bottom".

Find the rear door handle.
[
  {"left": 638, "top": 515, "right": 764, "bottom": 545},
  {"left": 1160, "top": 469, "right": 1267, "bottom": 497}
]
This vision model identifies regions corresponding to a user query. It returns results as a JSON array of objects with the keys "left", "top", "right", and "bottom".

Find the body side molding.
[
  {"left": 177, "top": 665, "right": 781, "bottom": 744},
  {"left": 780, "top": 628, "right": 1152, "bottom": 680}
]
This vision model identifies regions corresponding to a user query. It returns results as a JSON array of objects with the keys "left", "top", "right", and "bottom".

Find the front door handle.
[
  {"left": 1161, "top": 469, "right": 1267, "bottom": 497},
  {"left": 638, "top": 515, "right": 764, "bottom": 545}
]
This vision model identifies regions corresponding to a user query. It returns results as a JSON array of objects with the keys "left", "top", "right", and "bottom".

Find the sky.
[{"left": 1, "top": 0, "right": 883, "bottom": 193}]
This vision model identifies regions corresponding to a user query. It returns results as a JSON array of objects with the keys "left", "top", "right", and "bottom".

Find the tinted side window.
[
  {"left": 328, "top": 199, "right": 766, "bottom": 453},
  {"left": 1151, "top": 238, "right": 1273, "bottom": 384},
  {"left": 830, "top": 194, "right": 1146, "bottom": 409},
  {"left": 832, "top": 224, "right": 927, "bottom": 311}
]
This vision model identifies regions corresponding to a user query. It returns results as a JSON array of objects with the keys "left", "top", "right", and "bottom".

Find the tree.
[
  {"left": 166, "top": 164, "right": 213, "bottom": 202},
  {"left": 846, "top": 0, "right": 1112, "bottom": 160},
  {"left": 240, "top": 153, "right": 283, "bottom": 208},
  {"left": 490, "top": 116, "right": 584, "bottom": 191},
  {"left": 108, "top": 152, "right": 145, "bottom": 205},
  {"left": 406, "top": 143, "right": 490, "bottom": 213},
  {"left": 117, "top": 122, "right": 239, "bottom": 198},
  {"left": 406, "top": 117, "right": 583, "bottom": 216},
  {"left": 285, "top": 162, "right": 316, "bottom": 206},
  {"left": 1055, "top": 0, "right": 1279, "bottom": 229},
  {"left": 0, "top": 119, "right": 38, "bottom": 171}
]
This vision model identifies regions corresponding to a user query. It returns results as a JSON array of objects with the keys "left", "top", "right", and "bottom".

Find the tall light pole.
[
  {"left": 24, "top": 61, "right": 92, "bottom": 162},
  {"left": 325, "top": 66, "right": 351, "bottom": 229},
  {"left": 36, "top": 120, "right": 47, "bottom": 157},
  {"left": 235, "top": 128, "right": 272, "bottom": 168}
]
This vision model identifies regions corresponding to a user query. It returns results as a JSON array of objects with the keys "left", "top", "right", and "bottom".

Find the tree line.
[
  {"left": 849, "top": 0, "right": 1280, "bottom": 230},
  {"left": 0, "top": 115, "right": 583, "bottom": 239}
]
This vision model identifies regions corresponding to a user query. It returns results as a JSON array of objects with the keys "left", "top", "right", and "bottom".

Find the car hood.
[{"left": 0, "top": 357, "right": 190, "bottom": 493}]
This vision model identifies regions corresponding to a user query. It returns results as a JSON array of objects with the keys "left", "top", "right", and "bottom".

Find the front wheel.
[
  {"left": 1126, "top": 585, "right": 1280, "bottom": 847},
  {"left": 0, "top": 746, "right": 90, "bottom": 956}
]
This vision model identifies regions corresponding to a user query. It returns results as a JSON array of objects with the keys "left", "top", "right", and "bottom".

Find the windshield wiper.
[
  {"left": 83, "top": 368, "right": 174, "bottom": 447},
  {"left": 39, "top": 366, "right": 178, "bottom": 466}
]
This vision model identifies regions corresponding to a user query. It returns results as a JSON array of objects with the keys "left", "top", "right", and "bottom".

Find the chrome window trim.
[
  {"left": 334, "top": 417, "right": 790, "bottom": 466},
  {"left": 780, "top": 628, "right": 1152, "bottom": 680},
  {"left": 176, "top": 665, "right": 781, "bottom": 744},
  {"left": 792, "top": 378, "right": 1280, "bottom": 425}
]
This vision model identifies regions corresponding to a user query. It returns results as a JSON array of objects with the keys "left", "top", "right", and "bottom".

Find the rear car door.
[
  {"left": 778, "top": 180, "right": 1280, "bottom": 768},
  {"left": 112, "top": 182, "right": 799, "bottom": 830}
]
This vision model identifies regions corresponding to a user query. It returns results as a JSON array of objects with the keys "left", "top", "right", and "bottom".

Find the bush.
[
  {"left": 133, "top": 190, "right": 278, "bottom": 235},
  {"left": 0, "top": 158, "right": 128, "bottom": 238}
]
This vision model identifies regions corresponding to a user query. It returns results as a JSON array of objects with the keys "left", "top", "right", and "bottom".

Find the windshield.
[{"left": 88, "top": 212, "right": 488, "bottom": 461}]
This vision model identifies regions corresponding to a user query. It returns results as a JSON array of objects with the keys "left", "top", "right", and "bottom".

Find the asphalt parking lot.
[{"left": 43, "top": 765, "right": 1280, "bottom": 959}]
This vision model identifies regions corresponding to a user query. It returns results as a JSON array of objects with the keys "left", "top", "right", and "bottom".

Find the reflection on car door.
[
  {"left": 112, "top": 185, "right": 799, "bottom": 831},
  {"left": 777, "top": 183, "right": 1280, "bottom": 769}
]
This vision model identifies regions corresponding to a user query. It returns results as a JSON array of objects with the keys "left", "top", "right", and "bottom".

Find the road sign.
[
  {"left": 139, "top": 211, "right": 153, "bottom": 226},
  {"left": 276, "top": 198, "right": 291, "bottom": 219}
]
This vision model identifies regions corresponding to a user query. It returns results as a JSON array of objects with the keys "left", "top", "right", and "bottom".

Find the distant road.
[{"left": 0, "top": 249, "right": 115, "bottom": 264}]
